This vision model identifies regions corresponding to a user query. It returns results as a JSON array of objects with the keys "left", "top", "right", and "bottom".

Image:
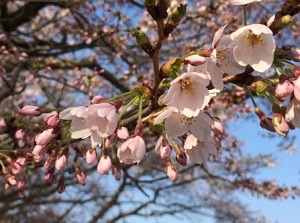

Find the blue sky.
[{"left": 228, "top": 118, "right": 300, "bottom": 223}]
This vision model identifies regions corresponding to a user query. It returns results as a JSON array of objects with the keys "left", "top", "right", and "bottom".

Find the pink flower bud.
[
  {"left": 15, "top": 129, "right": 26, "bottom": 140},
  {"left": 32, "top": 145, "right": 47, "bottom": 156},
  {"left": 112, "top": 166, "right": 121, "bottom": 181},
  {"left": 160, "top": 145, "right": 172, "bottom": 159},
  {"left": 43, "top": 158, "right": 52, "bottom": 170},
  {"left": 35, "top": 128, "right": 56, "bottom": 146},
  {"left": 113, "top": 99, "right": 123, "bottom": 110},
  {"left": 57, "top": 176, "right": 66, "bottom": 194},
  {"left": 116, "top": 127, "right": 129, "bottom": 140},
  {"left": 46, "top": 115, "right": 60, "bottom": 127},
  {"left": 17, "top": 176, "right": 26, "bottom": 190},
  {"left": 11, "top": 157, "right": 26, "bottom": 175},
  {"left": 4, "top": 183, "right": 10, "bottom": 190},
  {"left": 260, "top": 117, "right": 276, "bottom": 133},
  {"left": 86, "top": 149, "right": 97, "bottom": 165},
  {"left": 275, "top": 79, "right": 294, "bottom": 98},
  {"left": 75, "top": 167, "right": 87, "bottom": 186},
  {"left": 182, "top": 55, "right": 206, "bottom": 66},
  {"left": 0, "top": 33, "right": 7, "bottom": 41},
  {"left": 176, "top": 152, "right": 187, "bottom": 166},
  {"left": 45, "top": 169, "right": 56, "bottom": 182},
  {"left": 267, "top": 14, "right": 275, "bottom": 27},
  {"left": 91, "top": 95, "right": 104, "bottom": 104},
  {"left": 293, "top": 67, "right": 300, "bottom": 79},
  {"left": 21, "top": 106, "right": 42, "bottom": 116},
  {"left": 211, "top": 117, "right": 224, "bottom": 135},
  {"left": 6, "top": 174, "right": 17, "bottom": 186},
  {"left": 55, "top": 155, "right": 67, "bottom": 171},
  {"left": 273, "top": 115, "right": 289, "bottom": 136},
  {"left": 97, "top": 155, "right": 112, "bottom": 175},
  {"left": 166, "top": 165, "right": 178, "bottom": 182},
  {"left": 105, "top": 135, "right": 115, "bottom": 149},
  {"left": 290, "top": 48, "right": 300, "bottom": 60}
]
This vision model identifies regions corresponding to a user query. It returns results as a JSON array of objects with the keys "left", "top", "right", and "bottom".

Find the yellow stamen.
[
  {"left": 244, "top": 31, "right": 263, "bottom": 48},
  {"left": 181, "top": 78, "right": 196, "bottom": 95}
]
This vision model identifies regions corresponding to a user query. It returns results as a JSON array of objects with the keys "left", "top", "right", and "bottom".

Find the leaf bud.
[
  {"left": 132, "top": 30, "right": 154, "bottom": 56},
  {"left": 160, "top": 57, "right": 183, "bottom": 79},
  {"left": 164, "top": 3, "right": 187, "bottom": 36}
]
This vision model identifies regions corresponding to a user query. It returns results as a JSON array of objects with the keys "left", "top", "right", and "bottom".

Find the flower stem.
[
  {"left": 264, "top": 91, "right": 285, "bottom": 109},
  {"left": 105, "top": 91, "right": 136, "bottom": 103},
  {"left": 138, "top": 96, "right": 143, "bottom": 124},
  {"left": 242, "top": 5, "right": 247, "bottom": 26},
  {"left": 118, "top": 95, "right": 138, "bottom": 121},
  {"left": 0, "top": 160, "right": 6, "bottom": 170},
  {"left": 246, "top": 86, "right": 258, "bottom": 108}
]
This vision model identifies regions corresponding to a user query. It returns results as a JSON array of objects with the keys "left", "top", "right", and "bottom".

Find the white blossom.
[{"left": 230, "top": 24, "right": 275, "bottom": 72}]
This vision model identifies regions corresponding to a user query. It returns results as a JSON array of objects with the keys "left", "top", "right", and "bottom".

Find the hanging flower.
[
  {"left": 184, "top": 134, "right": 217, "bottom": 164},
  {"left": 286, "top": 97, "right": 300, "bottom": 128},
  {"left": 230, "top": 24, "right": 275, "bottom": 72},
  {"left": 164, "top": 69, "right": 211, "bottom": 118},
  {"left": 194, "top": 26, "right": 246, "bottom": 90},
  {"left": 154, "top": 107, "right": 212, "bottom": 141},
  {"left": 59, "top": 103, "right": 119, "bottom": 148},
  {"left": 117, "top": 135, "right": 146, "bottom": 164}
]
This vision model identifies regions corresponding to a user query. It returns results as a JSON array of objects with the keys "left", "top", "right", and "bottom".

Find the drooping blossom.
[
  {"left": 275, "top": 78, "right": 294, "bottom": 99},
  {"left": 55, "top": 155, "right": 67, "bottom": 171},
  {"left": 154, "top": 107, "right": 212, "bottom": 141},
  {"left": 75, "top": 166, "right": 87, "bottom": 186},
  {"left": 166, "top": 165, "right": 178, "bottom": 182},
  {"left": 182, "top": 55, "right": 206, "bottom": 66},
  {"left": 117, "top": 135, "right": 146, "bottom": 164},
  {"left": 230, "top": 24, "right": 275, "bottom": 72},
  {"left": 21, "top": 105, "right": 42, "bottom": 116},
  {"left": 97, "top": 155, "right": 112, "bottom": 175},
  {"left": 184, "top": 134, "right": 217, "bottom": 164},
  {"left": 59, "top": 103, "right": 119, "bottom": 148},
  {"left": 211, "top": 117, "right": 224, "bottom": 136},
  {"left": 46, "top": 115, "right": 60, "bottom": 127},
  {"left": 35, "top": 128, "right": 56, "bottom": 146},
  {"left": 116, "top": 127, "right": 129, "bottom": 140},
  {"left": 32, "top": 145, "right": 48, "bottom": 156},
  {"left": 86, "top": 149, "right": 97, "bottom": 165},
  {"left": 163, "top": 70, "right": 211, "bottom": 118},
  {"left": 272, "top": 115, "right": 289, "bottom": 136},
  {"left": 11, "top": 157, "right": 26, "bottom": 175},
  {"left": 229, "top": 0, "right": 262, "bottom": 5},
  {"left": 286, "top": 97, "right": 300, "bottom": 128}
]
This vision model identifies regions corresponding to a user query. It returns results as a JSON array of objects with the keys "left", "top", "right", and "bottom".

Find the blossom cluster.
[{"left": 1, "top": 0, "right": 299, "bottom": 195}]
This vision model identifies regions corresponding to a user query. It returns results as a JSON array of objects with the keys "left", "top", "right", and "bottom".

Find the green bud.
[
  {"left": 274, "top": 15, "right": 292, "bottom": 30},
  {"left": 251, "top": 80, "right": 268, "bottom": 94},
  {"left": 160, "top": 57, "right": 184, "bottom": 79},
  {"left": 132, "top": 30, "right": 154, "bottom": 55},
  {"left": 131, "top": 84, "right": 152, "bottom": 105},
  {"left": 169, "top": 3, "right": 187, "bottom": 26},
  {"left": 164, "top": 3, "right": 187, "bottom": 36}
]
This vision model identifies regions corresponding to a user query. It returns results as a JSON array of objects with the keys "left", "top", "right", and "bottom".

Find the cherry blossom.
[
  {"left": 117, "top": 135, "right": 146, "bottom": 164},
  {"left": 286, "top": 97, "right": 300, "bottom": 128},
  {"left": 230, "top": 24, "right": 275, "bottom": 72},
  {"left": 154, "top": 107, "right": 212, "bottom": 140},
  {"left": 163, "top": 69, "right": 210, "bottom": 117},
  {"left": 184, "top": 134, "right": 217, "bottom": 164},
  {"left": 59, "top": 103, "right": 119, "bottom": 148}
]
